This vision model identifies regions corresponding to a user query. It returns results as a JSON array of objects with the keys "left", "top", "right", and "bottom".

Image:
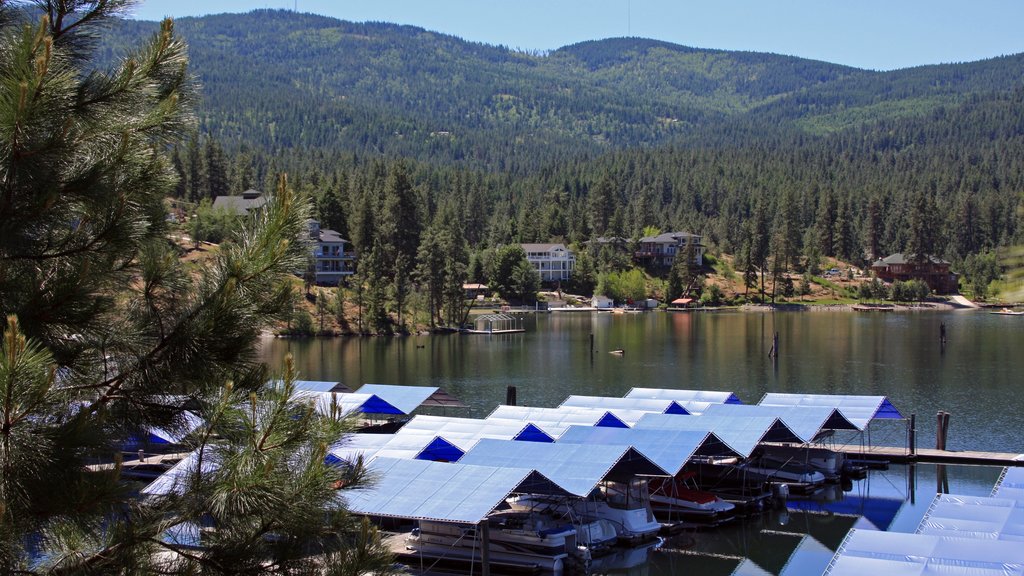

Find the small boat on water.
[
  {"left": 990, "top": 307, "right": 1024, "bottom": 316},
  {"left": 647, "top": 474, "right": 736, "bottom": 525},
  {"left": 851, "top": 303, "right": 893, "bottom": 312}
]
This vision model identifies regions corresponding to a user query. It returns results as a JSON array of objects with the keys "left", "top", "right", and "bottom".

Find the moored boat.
[{"left": 648, "top": 474, "right": 736, "bottom": 525}]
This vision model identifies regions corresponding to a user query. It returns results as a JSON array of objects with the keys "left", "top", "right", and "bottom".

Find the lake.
[
  {"left": 259, "top": 309, "right": 1021, "bottom": 575},
  {"left": 261, "top": 309, "right": 1022, "bottom": 452}
]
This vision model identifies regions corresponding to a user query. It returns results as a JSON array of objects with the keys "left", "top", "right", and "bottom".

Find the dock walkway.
[{"left": 841, "top": 446, "right": 1023, "bottom": 467}]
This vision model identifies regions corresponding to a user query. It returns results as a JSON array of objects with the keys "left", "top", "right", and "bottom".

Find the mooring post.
[
  {"left": 908, "top": 413, "right": 916, "bottom": 456},
  {"left": 941, "top": 411, "right": 951, "bottom": 451},
  {"left": 936, "top": 411, "right": 944, "bottom": 450},
  {"left": 589, "top": 333, "right": 594, "bottom": 356},
  {"left": 505, "top": 385, "right": 517, "bottom": 406},
  {"left": 479, "top": 520, "right": 491, "bottom": 576}
]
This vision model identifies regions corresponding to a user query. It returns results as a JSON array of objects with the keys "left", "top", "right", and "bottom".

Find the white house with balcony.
[
  {"left": 635, "top": 232, "right": 704, "bottom": 268},
  {"left": 521, "top": 243, "right": 575, "bottom": 283},
  {"left": 309, "top": 220, "right": 356, "bottom": 285}
]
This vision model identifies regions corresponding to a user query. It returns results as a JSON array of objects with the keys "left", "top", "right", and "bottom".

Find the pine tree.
[{"left": 0, "top": 5, "right": 394, "bottom": 573}]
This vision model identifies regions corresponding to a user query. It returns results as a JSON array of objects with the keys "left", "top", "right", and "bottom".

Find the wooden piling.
[
  {"left": 505, "top": 386, "right": 517, "bottom": 406},
  {"left": 908, "top": 413, "right": 916, "bottom": 456},
  {"left": 480, "top": 520, "right": 491, "bottom": 576}
]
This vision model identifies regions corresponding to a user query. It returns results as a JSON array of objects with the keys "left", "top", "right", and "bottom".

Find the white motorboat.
[
  {"left": 498, "top": 501, "right": 619, "bottom": 554},
  {"left": 409, "top": 514, "right": 587, "bottom": 575},
  {"left": 509, "top": 479, "right": 661, "bottom": 545}
]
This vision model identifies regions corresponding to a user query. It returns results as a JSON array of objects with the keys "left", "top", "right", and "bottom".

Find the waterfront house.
[
  {"left": 309, "top": 220, "right": 356, "bottom": 285},
  {"left": 211, "top": 189, "right": 267, "bottom": 215},
  {"left": 521, "top": 243, "right": 575, "bottom": 282},
  {"left": 870, "top": 253, "right": 958, "bottom": 294},
  {"left": 635, "top": 232, "right": 704, "bottom": 268},
  {"left": 463, "top": 283, "right": 489, "bottom": 300}
]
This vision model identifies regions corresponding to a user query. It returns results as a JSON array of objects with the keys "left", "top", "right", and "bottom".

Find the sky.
[{"left": 131, "top": 1, "right": 1024, "bottom": 71}]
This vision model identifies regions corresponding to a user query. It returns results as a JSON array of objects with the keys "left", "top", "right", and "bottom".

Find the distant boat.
[
  {"left": 609, "top": 349, "right": 624, "bottom": 356},
  {"left": 990, "top": 308, "right": 1024, "bottom": 316}
]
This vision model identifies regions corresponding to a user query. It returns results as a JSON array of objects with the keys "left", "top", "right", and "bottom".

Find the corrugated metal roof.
[
  {"left": 338, "top": 457, "right": 567, "bottom": 524},
  {"left": 459, "top": 438, "right": 666, "bottom": 496},
  {"left": 917, "top": 493, "right": 1024, "bottom": 541},
  {"left": 824, "top": 529, "right": 1024, "bottom": 576},
  {"left": 486, "top": 405, "right": 631, "bottom": 436},
  {"left": 758, "top": 393, "right": 902, "bottom": 429},
  {"left": 559, "top": 395, "right": 691, "bottom": 415},
  {"left": 292, "top": 380, "right": 352, "bottom": 393},
  {"left": 625, "top": 388, "right": 743, "bottom": 405},
  {"left": 556, "top": 425, "right": 727, "bottom": 475},
  {"left": 634, "top": 413, "right": 797, "bottom": 457},
  {"left": 702, "top": 403, "right": 857, "bottom": 442},
  {"left": 356, "top": 384, "right": 440, "bottom": 415}
]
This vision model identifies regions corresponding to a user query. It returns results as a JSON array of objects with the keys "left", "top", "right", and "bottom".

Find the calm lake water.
[{"left": 259, "top": 309, "right": 1021, "bottom": 575}]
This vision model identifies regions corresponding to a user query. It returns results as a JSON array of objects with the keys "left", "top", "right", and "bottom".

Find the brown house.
[{"left": 871, "top": 253, "right": 958, "bottom": 294}]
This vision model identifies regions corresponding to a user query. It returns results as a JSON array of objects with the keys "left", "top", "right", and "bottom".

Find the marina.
[{"left": 246, "top": 310, "right": 1024, "bottom": 574}]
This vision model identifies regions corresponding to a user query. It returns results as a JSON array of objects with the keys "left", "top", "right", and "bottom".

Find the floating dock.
[{"left": 839, "top": 446, "right": 1024, "bottom": 467}]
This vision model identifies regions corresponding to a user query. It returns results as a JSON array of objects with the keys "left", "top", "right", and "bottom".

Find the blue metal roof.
[
  {"left": 556, "top": 425, "right": 727, "bottom": 475},
  {"left": 355, "top": 384, "right": 440, "bottom": 415}
]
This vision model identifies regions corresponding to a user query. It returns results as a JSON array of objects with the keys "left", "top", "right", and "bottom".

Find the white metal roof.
[
  {"left": 702, "top": 403, "right": 857, "bottom": 442},
  {"left": 459, "top": 438, "right": 667, "bottom": 496},
  {"left": 337, "top": 457, "right": 565, "bottom": 524},
  {"left": 292, "top": 380, "right": 351, "bottom": 393},
  {"left": 625, "top": 387, "right": 743, "bottom": 405},
  {"left": 633, "top": 413, "right": 797, "bottom": 457},
  {"left": 993, "top": 465, "right": 1024, "bottom": 501},
  {"left": 355, "top": 384, "right": 440, "bottom": 415},
  {"left": 146, "top": 410, "right": 204, "bottom": 444},
  {"left": 758, "top": 393, "right": 902, "bottom": 430},
  {"left": 559, "top": 395, "right": 691, "bottom": 415},
  {"left": 824, "top": 529, "right": 1024, "bottom": 576},
  {"left": 327, "top": 433, "right": 416, "bottom": 464},
  {"left": 388, "top": 414, "right": 548, "bottom": 460},
  {"left": 140, "top": 451, "right": 209, "bottom": 496},
  {"left": 556, "top": 425, "right": 729, "bottom": 476},
  {"left": 293, "top": 391, "right": 377, "bottom": 417},
  {"left": 917, "top": 493, "right": 1024, "bottom": 541},
  {"left": 486, "top": 405, "right": 632, "bottom": 436}
]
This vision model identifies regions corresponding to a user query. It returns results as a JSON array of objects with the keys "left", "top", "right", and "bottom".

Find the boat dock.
[{"left": 840, "top": 446, "right": 1024, "bottom": 467}]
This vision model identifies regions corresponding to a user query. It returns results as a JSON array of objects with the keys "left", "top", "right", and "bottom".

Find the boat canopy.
[
  {"left": 486, "top": 405, "right": 631, "bottom": 436},
  {"left": 993, "top": 463, "right": 1024, "bottom": 500},
  {"left": 758, "top": 393, "right": 902, "bottom": 430},
  {"left": 140, "top": 451, "right": 211, "bottom": 497},
  {"left": 292, "top": 380, "right": 352, "bottom": 393},
  {"left": 625, "top": 387, "right": 743, "bottom": 405},
  {"left": 327, "top": 433, "right": 413, "bottom": 464},
  {"left": 559, "top": 395, "right": 692, "bottom": 415},
  {"left": 702, "top": 403, "right": 858, "bottom": 442},
  {"left": 634, "top": 413, "right": 800, "bottom": 457},
  {"left": 779, "top": 536, "right": 836, "bottom": 576},
  {"left": 143, "top": 410, "right": 204, "bottom": 444},
  {"left": 337, "top": 457, "right": 569, "bottom": 524},
  {"left": 294, "top": 391, "right": 378, "bottom": 417},
  {"left": 354, "top": 384, "right": 441, "bottom": 414},
  {"left": 917, "top": 493, "right": 1024, "bottom": 541},
  {"left": 556, "top": 425, "right": 735, "bottom": 476},
  {"left": 824, "top": 529, "right": 1024, "bottom": 576},
  {"left": 459, "top": 438, "right": 667, "bottom": 496}
]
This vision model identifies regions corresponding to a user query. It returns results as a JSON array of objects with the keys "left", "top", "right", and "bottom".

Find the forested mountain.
[
  {"left": 104, "top": 9, "right": 1024, "bottom": 318},
  {"left": 105, "top": 10, "right": 1024, "bottom": 172}
]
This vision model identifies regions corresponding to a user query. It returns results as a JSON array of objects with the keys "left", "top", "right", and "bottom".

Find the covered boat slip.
[
  {"left": 757, "top": 393, "right": 902, "bottom": 431},
  {"left": 625, "top": 387, "right": 743, "bottom": 405},
  {"left": 824, "top": 530, "right": 1024, "bottom": 576},
  {"left": 555, "top": 426, "right": 738, "bottom": 475},
  {"left": 559, "top": 395, "right": 705, "bottom": 415},
  {"left": 486, "top": 405, "right": 638, "bottom": 434},
  {"left": 459, "top": 438, "right": 666, "bottom": 496},
  {"left": 917, "top": 493, "right": 1024, "bottom": 540},
  {"left": 634, "top": 412, "right": 802, "bottom": 458},
  {"left": 337, "top": 457, "right": 571, "bottom": 524},
  {"left": 993, "top": 461, "right": 1024, "bottom": 500},
  {"left": 701, "top": 403, "right": 859, "bottom": 442}
]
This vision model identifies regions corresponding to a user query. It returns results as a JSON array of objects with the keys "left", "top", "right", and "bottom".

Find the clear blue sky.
[{"left": 132, "top": 1, "right": 1024, "bottom": 71}]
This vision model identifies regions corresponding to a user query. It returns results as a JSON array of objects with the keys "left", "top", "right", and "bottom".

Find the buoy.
[{"left": 609, "top": 349, "right": 624, "bottom": 356}]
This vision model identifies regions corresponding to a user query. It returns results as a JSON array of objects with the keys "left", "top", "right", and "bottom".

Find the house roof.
[
  {"left": 319, "top": 229, "right": 348, "bottom": 243},
  {"left": 211, "top": 194, "right": 267, "bottom": 215},
  {"left": 872, "top": 253, "right": 950, "bottom": 266},
  {"left": 520, "top": 243, "right": 569, "bottom": 252},
  {"left": 639, "top": 231, "right": 702, "bottom": 244},
  {"left": 462, "top": 283, "right": 488, "bottom": 290},
  {"left": 671, "top": 298, "right": 694, "bottom": 305}
]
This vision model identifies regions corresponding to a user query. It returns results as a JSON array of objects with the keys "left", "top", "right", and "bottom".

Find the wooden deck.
[{"left": 840, "top": 446, "right": 1023, "bottom": 467}]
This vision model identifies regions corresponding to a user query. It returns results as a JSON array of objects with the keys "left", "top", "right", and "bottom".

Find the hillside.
[{"left": 103, "top": 10, "right": 1024, "bottom": 172}]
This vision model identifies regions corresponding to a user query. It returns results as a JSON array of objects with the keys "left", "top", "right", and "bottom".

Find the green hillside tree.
[{"left": 0, "top": 4, "right": 394, "bottom": 573}]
